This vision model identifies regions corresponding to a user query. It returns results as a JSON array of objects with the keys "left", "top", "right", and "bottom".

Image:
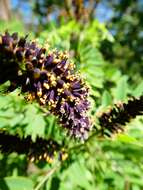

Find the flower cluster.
[
  {"left": 97, "top": 96, "right": 143, "bottom": 137},
  {"left": 0, "top": 130, "right": 67, "bottom": 162},
  {"left": 0, "top": 32, "right": 91, "bottom": 140}
]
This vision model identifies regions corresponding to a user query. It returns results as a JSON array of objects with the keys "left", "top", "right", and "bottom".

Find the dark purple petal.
[
  {"left": 72, "top": 92, "right": 81, "bottom": 98},
  {"left": 44, "top": 55, "right": 53, "bottom": 68},
  {"left": 72, "top": 82, "right": 81, "bottom": 89},
  {"left": 40, "top": 71, "right": 47, "bottom": 81},
  {"left": 64, "top": 89, "right": 71, "bottom": 97},
  {"left": 18, "top": 36, "right": 28, "bottom": 47},
  {"left": 16, "top": 49, "right": 23, "bottom": 61},
  {"left": 57, "top": 79, "right": 64, "bottom": 87},
  {"left": 49, "top": 90, "right": 55, "bottom": 101},
  {"left": 57, "top": 59, "right": 67, "bottom": 68},
  {"left": 2, "top": 36, "right": 10, "bottom": 46},
  {"left": 12, "top": 33, "right": 18, "bottom": 40},
  {"left": 25, "top": 49, "right": 32, "bottom": 58}
]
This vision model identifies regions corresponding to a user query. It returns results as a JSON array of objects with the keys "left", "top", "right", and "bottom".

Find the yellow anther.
[
  {"left": 52, "top": 103, "right": 56, "bottom": 108},
  {"left": 48, "top": 100, "right": 55, "bottom": 107},
  {"left": 50, "top": 74, "right": 56, "bottom": 81},
  {"left": 33, "top": 72, "right": 40, "bottom": 79},
  {"left": 39, "top": 59, "right": 43, "bottom": 64},
  {"left": 80, "top": 127, "right": 85, "bottom": 133},
  {"left": 63, "top": 83, "right": 70, "bottom": 89},
  {"left": 69, "top": 62, "right": 75, "bottom": 69},
  {"left": 51, "top": 81, "right": 57, "bottom": 86},
  {"left": 48, "top": 50, "right": 53, "bottom": 55},
  {"left": 27, "top": 93, "right": 35, "bottom": 101},
  {"left": 57, "top": 88, "right": 63, "bottom": 95},
  {"left": 67, "top": 95, "right": 74, "bottom": 102},
  {"left": 29, "top": 157, "right": 35, "bottom": 162},
  {"left": 47, "top": 73, "right": 51, "bottom": 77},
  {"left": 46, "top": 156, "right": 50, "bottom": 162},
  {"left": 61, "top": 98, "right": 66, "bottom": 103},
  {"left": 43, "top": 82, "right": 50, "bottom": 89},
  {"left": 37, "top": 89, "right": 42, "bottom": 97},
  {"left": 33, "top": 38, "right": 39, "bottom": 43},
  {"left": 61, "top": 109, "right": 65, "bottom": 114},
  {"left": 41, "top": 53, "right": 45, "bottom": 58},
  {"left": 66, "top": 74, "right": 75, "bottom": 81},
  {"left": 54, "top": 58, "right": 60, "bottom": 64},
  {"left": 43, "top": 94, "right": 47, "bottom": 100},
  {"left": 44, "top": 153, "right": 47, "bottom": 159},
  {"left": 39, "top": 155, "right": 42, "bottom": 160},
  {"left": 44, "top": 41, "right": 49, "bottom": 50},
  {"left": 40, "top": 98, "right": 46, "bottom": 104},
  {"left": 46, "top": 156, "right": 53, "bottom": 163},
  {"left": 61, "top": 153, "right": 68, "bottom": 161}
]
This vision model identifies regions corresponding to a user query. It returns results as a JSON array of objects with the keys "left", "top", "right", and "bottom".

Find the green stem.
[{"left": 34, "top": 162, "right": 60, "bottom": 190}]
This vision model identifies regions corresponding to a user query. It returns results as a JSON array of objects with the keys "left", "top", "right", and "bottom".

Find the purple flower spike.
[{"left": 0, "top": 32, "right": 92, "bottom": 140}]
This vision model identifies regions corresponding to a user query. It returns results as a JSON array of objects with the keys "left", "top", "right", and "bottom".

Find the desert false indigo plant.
[{"left": 0, "top": 32, "right": 143, "bottom": 162}]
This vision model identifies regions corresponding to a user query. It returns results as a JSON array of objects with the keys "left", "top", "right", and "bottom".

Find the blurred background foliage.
[{"left": 0, "top": 0, "right": 143, "bottom": 190}]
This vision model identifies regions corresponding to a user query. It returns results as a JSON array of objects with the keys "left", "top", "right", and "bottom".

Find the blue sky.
[
  {"left": 11, "top": 0, "right": 32, "bottom": 23},
  {"left": 11, "top": 0, "right": 113, "bottom": 23}
]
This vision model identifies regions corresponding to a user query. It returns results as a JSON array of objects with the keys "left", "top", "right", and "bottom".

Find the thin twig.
[{"left": 34, "top": 162, "right": 60, "bottom": 190}]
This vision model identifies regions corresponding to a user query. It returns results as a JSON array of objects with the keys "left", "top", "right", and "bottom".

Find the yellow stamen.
[
  {"left": 37, "top": 89, "right": 42, "bottom": 97},
  {"left": 29, "top": 157, "right": 35, "bottom": 162},
  {"left": 61, "top": 152, "right": 68, "bottom": 161},
  {"left": 43, "top": 82, "right": 50, "bottom": 89}
]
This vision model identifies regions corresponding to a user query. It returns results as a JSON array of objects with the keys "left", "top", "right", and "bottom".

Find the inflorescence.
[
  {"left": 0, "top": 32, "right": 91, "bottom": 140},
  {"left": 0, "top": 130, "right": 68, "bottom": 162},
  {"left": 97, "top": 96, "right": 143, "bottom": 137},
  {"left": 1, "top": 31, "right": 143, "bottom": 162}
]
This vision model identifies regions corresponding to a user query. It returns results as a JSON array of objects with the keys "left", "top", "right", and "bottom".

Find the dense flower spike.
[
  {"left": 97, "top": 96, "right": 143, "bottom": 137},
  {"left": 0, "top": 131, "right": 68, "bottom": 162},
  {"left": 0, "top": 32, "right": 91, "bottom": 140}
]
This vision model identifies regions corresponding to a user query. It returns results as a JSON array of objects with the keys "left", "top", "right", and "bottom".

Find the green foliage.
[
  {"left": 101, "top": 90, "right": 113, "bottom": 107},
  {"left": 0, "top": 177, "right": 34, "bottom": 190},
  {"left": 113, "top": 76, "right": 128, "bottom": 101},
  {"left": 100, "top": 0, "right": 143, "bottom": 81},
  {"left": 0, "top": 4, "right": 143, "bottom": 189},
  {"left": 0, "top": 20, "right": 25, "bottom": 35}
]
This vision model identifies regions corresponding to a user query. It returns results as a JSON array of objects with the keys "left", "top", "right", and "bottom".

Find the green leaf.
[
  {"left": 61, "top": 161, "right": 93, "bottom": 190},
  {"left": 114, "top": 76, "right": 128, "bottom": 101},
  {"left": 101, "top": 91, "right": 112, "bottom": 107},
  {"left": 117, "top": 134, "right": 137, "bottom": 143},
  {"left": 0, "top": 96, "right": 10, "bottom": 109},
  {"left": 0, "top": 177, "right": 34, "bottom": 190},
  {"left": 132, "top": 81, "right": 143, "bottom": 96},
  {"left": 23, "top": 105, "right": 46, "bottom": 141}
]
